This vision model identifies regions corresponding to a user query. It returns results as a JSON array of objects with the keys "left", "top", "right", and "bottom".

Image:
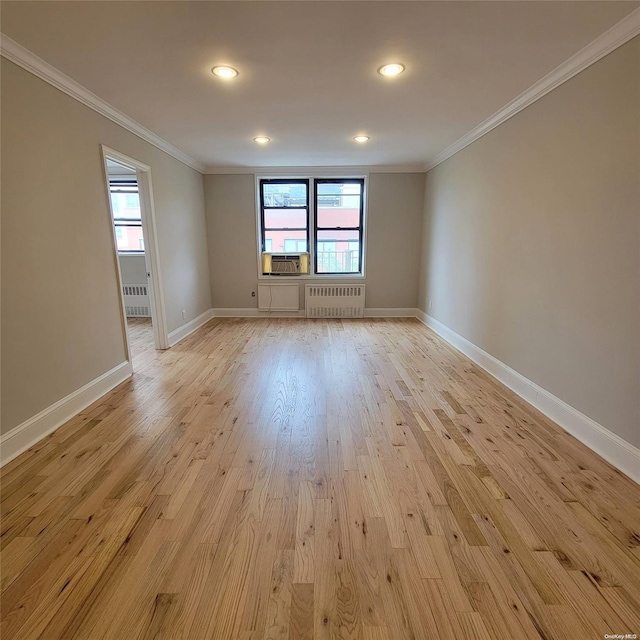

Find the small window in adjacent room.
[
  {"left": 314, "top": 179, "right": 364, "bottom": 274},
  {"left": 110, "top": 180, "right": 144, "bottom": 252}
]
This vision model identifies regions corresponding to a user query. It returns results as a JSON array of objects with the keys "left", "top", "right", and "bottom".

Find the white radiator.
[
  {"left": 305, "top": 284, "right": 365, "bottom": 318},
  {"left": 123, "top": 283, "right": 151, "bottom": 317}
]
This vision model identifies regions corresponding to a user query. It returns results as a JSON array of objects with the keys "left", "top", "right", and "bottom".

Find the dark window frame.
[
  {"left": 314, "top": 178, "right": 365, "bottom": 275},
  {"left": 259, "top": 178, "right": 310, "bottom": 255}
]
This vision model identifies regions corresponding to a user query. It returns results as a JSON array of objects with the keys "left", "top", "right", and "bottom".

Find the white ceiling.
[{"left": 2, "top": 1, "right": 638, "bottom": 169}]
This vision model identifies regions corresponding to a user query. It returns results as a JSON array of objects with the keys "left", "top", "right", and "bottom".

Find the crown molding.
[
  {"left": 425, "top": 7, "right": 640, "bottom": 172},
  {"left": 0, "top": 33, "right": 206, "bottom": 173},
  {"left": 204, "top": 164, "right": 427, "bottom": 175},
  {"left": 4, "top": 4, "right": 638, "bottom": 178}
]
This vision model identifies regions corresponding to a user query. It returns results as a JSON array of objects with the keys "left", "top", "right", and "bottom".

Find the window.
[
  {"left": 110, "top": 180, "right": 144, "bottom": 253},
  {"left": 259, "top": 180, "right": 309, "bottom": 254},
  {"left": 314, "top": 179, "right": 364, "bottom": 274},
  {"left": 258, "top": 177, "right": 365, "bottom": 276}
]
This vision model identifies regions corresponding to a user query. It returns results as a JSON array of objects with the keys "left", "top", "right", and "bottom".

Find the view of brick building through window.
[{"left": 262, "top": 180, "right": 363, "bottom": 273}]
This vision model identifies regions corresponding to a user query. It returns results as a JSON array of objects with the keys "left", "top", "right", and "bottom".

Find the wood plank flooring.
[
  {"left": 127, "top": 317, "right": 155, "bottom": 361},
  {"left": 2, "top": 318, "right": 639, "bottom": 639}
]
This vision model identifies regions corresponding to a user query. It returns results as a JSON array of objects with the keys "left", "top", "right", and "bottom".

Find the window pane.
[
  {"left": 316, "top": 230, "right": 360, "bottom": 273},
  {"left": 265, "top": 229, "right": 307, "bottom": 253},
  {"left": 116, "top": 224, "right": 144, "bottom": 252},
  {"left": 264, "top": 208, "right": 307, "bottom": 229},
  {"left": 316, "top": 182, "right": 361, "bottom": 228},
  {"left": 284, "top": 239, "right": 307, "bottom": 252},
  {"left": 263, "top": 182, "right": 307, "bottom": 207},
  {"left": 110, "top": 192, "right": 141, "bottom": 220},
  {"left": 317, "top": 206, "right": 360, "bottom": 228},
  {"left": 317, "top": 182, "right": 361, "bottom": 198},
  {"left": 317, "top": 229, "right": 359, "bottom": 242}
]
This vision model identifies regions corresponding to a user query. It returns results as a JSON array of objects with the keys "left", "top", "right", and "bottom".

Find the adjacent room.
[
  {"left": 106, "top": 158, "right": 156, "bottom": 360},
  {"left": 1, "top": 2, "right": 639, "bottom": 639}
]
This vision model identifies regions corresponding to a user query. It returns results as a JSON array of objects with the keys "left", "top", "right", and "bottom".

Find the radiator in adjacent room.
[
  {"left": 123, "top": 284, "right": 151, "bottom": 317},
  {"left": 305, "top": 284, "right": 365, "bottom": 318}
]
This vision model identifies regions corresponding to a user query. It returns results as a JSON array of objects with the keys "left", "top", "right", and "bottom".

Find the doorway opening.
[{"left": 102, "top": 146, "right": 168, "bottom": 368}]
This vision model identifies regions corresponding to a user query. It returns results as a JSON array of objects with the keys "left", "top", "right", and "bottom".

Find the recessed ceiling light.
[
  {"left": 212, "top": 66, "right": 238, "bottom": 79},
  {"left": 254, "top": 136, "right": 271, "bottom": 144},
  {"left": 378, "top": 63, "right": 405, "bottom": 77},
  {"left": 353, "top": 135, "right": 370, "bottom": 143}
]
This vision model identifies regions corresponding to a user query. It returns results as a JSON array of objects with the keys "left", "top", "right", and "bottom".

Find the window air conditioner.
[{"left": 262, "top": 252, "right": 309, "bottom": 276}]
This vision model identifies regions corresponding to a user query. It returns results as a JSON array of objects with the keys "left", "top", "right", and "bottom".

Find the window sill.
[{"left": 258, "top": 273, "right": 365, "bottom": 281}]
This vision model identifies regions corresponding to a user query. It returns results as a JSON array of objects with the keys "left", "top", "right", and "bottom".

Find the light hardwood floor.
[
  {"left": 1, "top": 318, "right": 639, "bottom": 639},
  {"left": 126, "top": 317, "right": 155, "bottom": 362}
]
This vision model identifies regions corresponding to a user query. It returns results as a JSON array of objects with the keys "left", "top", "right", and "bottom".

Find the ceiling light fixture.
[
  {"left": 211, "top": 66, "right": 239, "bottom": 79},
  {"left": 353, "top": 135, "right": 370, "bottom": 143},
  {"left": 254, "top": 136, "right": 271, "bottom": 144},
  {"left": 378, "top": 63, "right": 405, "bottom": 77}
]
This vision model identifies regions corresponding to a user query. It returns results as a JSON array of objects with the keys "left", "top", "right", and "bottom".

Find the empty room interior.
[{"left": 1, "top": 2, "right": 639, "bottom": 639}]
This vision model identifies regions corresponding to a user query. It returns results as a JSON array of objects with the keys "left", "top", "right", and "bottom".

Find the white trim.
[
  {"left": 364, "top": 307, "right": 418, "bottom": 318},
  {"left": 211, "top": 307, "right": 416, "bottom": 319},
  {"left": 168, "top": 309, "right": 216, "bottom": 346},
  {"left": 425, "top": 8, "right": 640, "bottom": 172},
  {"left": 213, "top": 308, "right": 306, "bottom": 318},
  {"left": 0, "top": 362, "right": 132, "bottom": 467},
  {"left": 257, "top": 274, "right": 367, "bottom": 281},
  {"left": 415, "top": 310, "right": 640, "bottom": 485},
  {"left": 102, "top": 145, "right": 170, "bottom": 351},
  {"left": 206, "top": 165, "right": 426, "bottom": 175},
  {"left": 0, "top": 34, "right": 205, "bottom": 173}
]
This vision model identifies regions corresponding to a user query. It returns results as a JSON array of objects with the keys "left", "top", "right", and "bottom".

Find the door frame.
[{"left": 101, "top": 145, "right": 169, "bottom": 357}]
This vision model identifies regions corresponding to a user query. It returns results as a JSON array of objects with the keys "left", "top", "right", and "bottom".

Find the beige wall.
[
  {"left": 418, "top": 37, "right": 640, "bottom": 447},
  {"left": 1, "top": 59, "right": 212, "bottom": 434},
  {"left": 204, "top": 172, "right": 425, "bottom": 310}
]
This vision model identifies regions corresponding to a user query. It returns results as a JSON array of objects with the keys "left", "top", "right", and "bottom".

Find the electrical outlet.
[
  {"left": 181, "top": 309, "right": 186, "bottom": 319},
  {"left": 251, "top": 291, "right": 256, "bottom": 297},
  {"left": 428, "top": 300, "right": 433, "bottom": 310}
]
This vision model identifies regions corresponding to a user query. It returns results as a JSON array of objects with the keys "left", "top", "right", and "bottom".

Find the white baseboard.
[
  {"left": 415, "top": 310, "right": 639, "bottom": 484},
  {"left": 364, "top": 307, "right": 419, "bottom": 318},
  {"left": 0, "top": 361, "right": 132, "bottom": 467},
  {"left": 213, "top": 308, "right": 306, "bottom": 318},
  {"left": 212, "top": 308, "right": 418, "bottom": 319},
  {"left": 168, "top": 309, "right": 215, "bottom": 346}
]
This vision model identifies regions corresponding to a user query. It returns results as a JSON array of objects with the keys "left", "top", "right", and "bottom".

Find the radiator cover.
[
  {"left": 305, "top": 285, "right": 365, "bottom": 318},
  {"left": 257, "top": 283, "right": 299, "bottom": 311},
  {"left": 123, "top": 283, "right": 151, "bottom": 317}
]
